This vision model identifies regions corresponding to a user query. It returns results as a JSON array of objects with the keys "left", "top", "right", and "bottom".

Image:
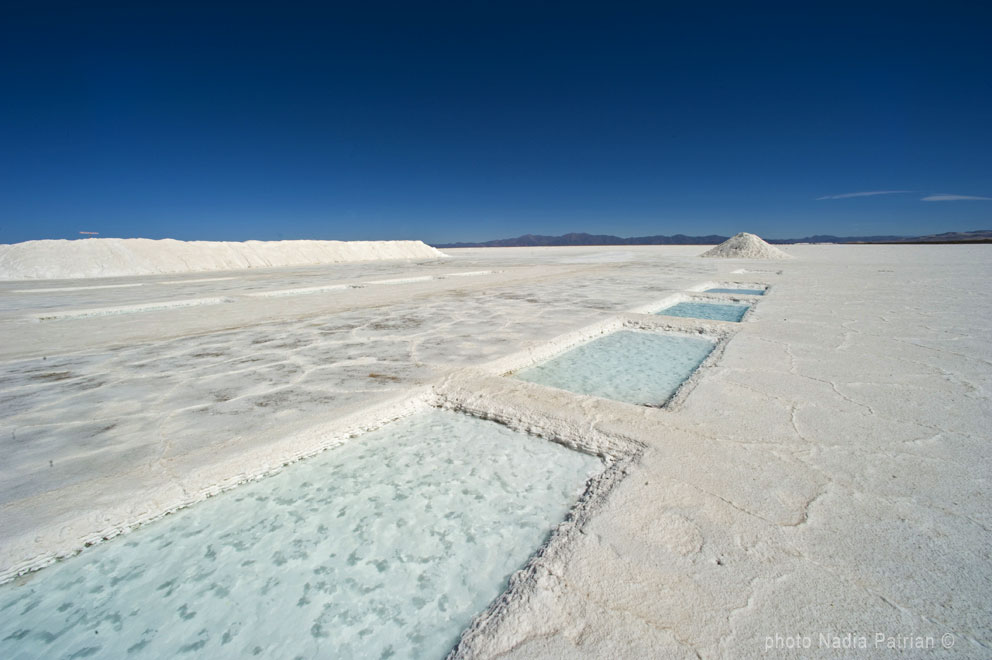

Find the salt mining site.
[{"left": 0, "top": 236, "right": 989, "bottom": 658}]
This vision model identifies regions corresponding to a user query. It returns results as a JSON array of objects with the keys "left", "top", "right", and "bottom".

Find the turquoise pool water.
[
  {"left": 658, "top": 301, "right": 749, "bottom": 322},
  {"left": 0, "top": 410, "right": 600, "bottom": 659},
  {"left": 514, "top": 330, "right": 716, "bottom": 406},
  {"left": 705, "top": 287, "right": 765, "bottom": 295}
]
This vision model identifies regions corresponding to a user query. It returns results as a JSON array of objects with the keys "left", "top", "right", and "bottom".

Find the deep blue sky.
[{"left": 2, "top": 1, "right": 990, "bottom": 244}]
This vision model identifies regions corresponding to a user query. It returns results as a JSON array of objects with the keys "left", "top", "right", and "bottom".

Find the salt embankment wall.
[{"left": 0, "top": 238, "right": 448, "bottom": 280}]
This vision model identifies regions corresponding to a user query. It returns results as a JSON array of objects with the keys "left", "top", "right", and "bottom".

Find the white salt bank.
[
  {"left": 0, "top": 238, "right": 447, "bottom": 280},
  {"left": 700, "top": 232, "right": 793, "bottom": 259}
]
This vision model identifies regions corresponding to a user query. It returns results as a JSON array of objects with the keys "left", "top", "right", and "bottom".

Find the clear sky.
[{"left": 1, "top": 1, "right": 990, "bottom": 244}]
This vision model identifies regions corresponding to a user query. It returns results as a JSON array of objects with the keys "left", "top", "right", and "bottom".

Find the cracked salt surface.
[
  {"left": 0, "top": 409, "right": 600, "bottom": 659},
  {"left": 513, "top": 330, "right": 716, "bottom": 407},
  {"left": 658, "top": 301, "right": 750, "bottom": 323}
]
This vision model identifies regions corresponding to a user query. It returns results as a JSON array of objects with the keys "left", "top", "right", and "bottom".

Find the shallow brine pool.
[
  {"left": 513, "top": 330, "right": 716, "bottom": 406},
  {"left": 0, "top": 410, "right": 600, "bottom": 659},
  {"left": 658, "top": 301, "right": 749, "bottom": 322},
  {"left": 705, "top": 287, "right": 765, "bottom": 295}
]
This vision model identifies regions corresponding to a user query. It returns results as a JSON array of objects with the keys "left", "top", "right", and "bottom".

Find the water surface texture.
[
  {"left": 0, "top": 410, "right": 599, "bottom": 659},
  {"left": 514, "top": 330, "right": 715, "bottom": 406},
  {"left": 658, "top": 301, "right": 749, "bottom": 322},
  {"left": 705, "top": 287, "right": 765, "bottom": 295}
]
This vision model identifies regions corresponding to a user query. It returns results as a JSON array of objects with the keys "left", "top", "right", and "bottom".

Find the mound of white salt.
[
  {"left": 0, "top": 238, "right": 448, "bottom": 280},
  {"left": 700, "top": 233, "right": 793, "bottom": 259}
]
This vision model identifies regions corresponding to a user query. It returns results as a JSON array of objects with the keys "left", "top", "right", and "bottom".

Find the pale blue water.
[
  {"left": 658, "top": 301, "right": 749, "bottom": 322},
  {"left": 0, "top": 411, "right": 600, "bottom": 660},
  {"left": 514, "top": 330, "right": 716, "bottom": 406},
  {"left": 705, "top": 287, "right": 765, "bottom": 295}
]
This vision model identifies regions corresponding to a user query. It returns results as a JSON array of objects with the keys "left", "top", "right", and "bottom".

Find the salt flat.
[{"left": 0, "top": 245, "right": 989, "bottom": 658}]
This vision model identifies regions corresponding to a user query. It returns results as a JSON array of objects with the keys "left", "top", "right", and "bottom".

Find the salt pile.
[
  {"left": 0, "top": 238, "right": 448, "bottom": 280},
  {"left": 700, "top": 232, "right": 792, "bottom": 259}
]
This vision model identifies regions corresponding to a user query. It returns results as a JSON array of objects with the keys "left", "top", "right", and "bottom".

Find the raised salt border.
[
  {"left": 441, "top": 270, "right": 494, "bottom": 278},
  {"left": 32, "top": 297, "right": 234, "bottom": 320},
  {"left": 12, "top": 283, "right": 145, "bottom": 293},
  {"left": 0, "top": 409, "right": 599, "bottom": 659},
  {"left": 513, "top": 330, "right": 716, "bottom": 407},
  {"left": 365, "top": 276, "right": 435, "bottom": 285},
  {"left": 245, "top": 272, "right": 495, "bottom": 297},
  {"left": 159, "top": 277, "right": 237, "bottom": 285},
  {"left": 246, "top": 284, "right": 352, "bottom": 298}
]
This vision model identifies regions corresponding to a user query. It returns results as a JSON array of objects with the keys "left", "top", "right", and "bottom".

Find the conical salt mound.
[{"left": 700, "top": 232, "right": 793, "bottom": 259}]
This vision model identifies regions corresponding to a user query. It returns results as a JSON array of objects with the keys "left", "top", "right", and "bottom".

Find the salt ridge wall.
[{"left": 0, "top": 238, "right": 448, "bottom": 280}]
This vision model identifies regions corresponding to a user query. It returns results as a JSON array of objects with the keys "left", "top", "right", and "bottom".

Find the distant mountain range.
[{"left": 434, "top": 230, "right": 992, "bottom": 248}]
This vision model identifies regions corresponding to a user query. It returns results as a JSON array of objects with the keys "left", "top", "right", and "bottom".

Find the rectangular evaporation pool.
[
  {"left": 0, "top": 410, "right": 599, "bottom": 659},
  {"left": 705, "top": 287, "right": 766, "bottom": 296},
  {"left": 658, "top": 301, "right": 750, "bottom": 323},
  {"left": 514, "top": 330, "right": 716, "bottom": 407}
]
